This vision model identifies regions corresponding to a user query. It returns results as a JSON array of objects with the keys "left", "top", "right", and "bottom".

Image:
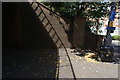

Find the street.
[{"left": 112, "top": 40, "right": 120, "bottom": 53}]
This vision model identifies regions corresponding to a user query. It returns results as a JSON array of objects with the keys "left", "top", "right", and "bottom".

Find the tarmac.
[
  {"left": 59, "top": 48, "right": 118, "bottom": 79},
  {"left": 2, "top": 40, "right": 120, "bottom": 79},
  {"left": 58, "top": 40, "right": 120, "bottom": 79}
]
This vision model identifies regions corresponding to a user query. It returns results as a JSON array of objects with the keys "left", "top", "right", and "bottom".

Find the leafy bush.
[{"left": 112, "top": 36, "right": 120, "bottom": 40}]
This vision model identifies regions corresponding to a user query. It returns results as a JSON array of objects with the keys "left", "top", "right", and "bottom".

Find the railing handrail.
[
  {"left": 38, "top": 3, "right": 62, "bottom": 18},
  {"left": 38, "top": 3, "right": 79, "bottom": 49},
  {"left": 36, "top": 3, "right": 65, "bottom": 48},
  {"left": 30, "top": 2, "right": 76, "bottom": 80},
  {"left": 37, "top": 4, "right": 76, "bottom": 79}
]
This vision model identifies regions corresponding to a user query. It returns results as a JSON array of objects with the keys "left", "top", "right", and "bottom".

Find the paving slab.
[
  {"left": 59, "top": 49, "right": 74, "bottom": 78},
  {"left": 67, "top": 49, "right": 118, "bottom": 78}
]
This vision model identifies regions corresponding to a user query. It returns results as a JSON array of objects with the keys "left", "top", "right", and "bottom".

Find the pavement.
[
  {"left": 112, "top": 40, "right": 120, "bottom": 46},
  {"left": 2, "top": 40, "right": 120, "bottom": 79},
  {"left": 69, "top": 51, "right": 118, "bottom": 78},
  {"left": 3, "top": 49, "right": 59, "bottom": 78},
  {"left": 112, "top": 40, "right": 120, "bottom": 53},
  {"left": 59, "top": 49, "right": 74, "bottom": 78},
  {"left": 59, "top": 40, "right": 120, "bottom": 79},
  {"left": 60, "top": 49, "right": 118, "bottom": 78}
]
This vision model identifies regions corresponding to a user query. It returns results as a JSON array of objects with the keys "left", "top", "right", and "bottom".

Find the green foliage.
[
  {"left": 59, "top": 2, "right": 78, "bottom": 18},
  {"left": 43, "top": 2, "right": 110, "bottom": 20},
  {"left": 82, "top": 2, "right": 110, "bottom": 19},
  {"left": 42, "top": 2, "right": 111, "bottom": 35},
  {"left": 43, "top": 2, "right": 78, "bottom": 19},
  {"left": 112, "top": 36, "right": 120, "bottom": 40}
]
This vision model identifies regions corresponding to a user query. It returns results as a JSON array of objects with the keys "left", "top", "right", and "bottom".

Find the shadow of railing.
[
  {"left": 36, "top": 3, "right": 79, "bottom": 49},
  {"left": 30, "top": 2, "right": 76, "bottom": 80}
]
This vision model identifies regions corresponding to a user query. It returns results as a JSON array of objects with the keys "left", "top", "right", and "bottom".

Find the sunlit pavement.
[
  {"left": 60, "top": 49, "right": 118, "bottom": 78},
  {"left": 69, "top": 52, "right": 118, "bottom": 78},
  {"left": 59, "top": 49, "right": 74, "bottom": 78},
  {"left": 112, "top": 40, "right": 120, "bottom": 46},
  {"left": 112, "top": 40, "right": 120, "bottom": 53}
]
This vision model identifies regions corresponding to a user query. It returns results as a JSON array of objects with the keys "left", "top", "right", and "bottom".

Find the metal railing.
[
  {"left": 29, "top": 2, "right": 76, "bottom": 80},
  {"left": 38, "top": 3, "right": 79, "bottom": 49}
]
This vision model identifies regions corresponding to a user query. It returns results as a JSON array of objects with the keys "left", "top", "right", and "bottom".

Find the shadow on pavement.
[{"left": 2, "top": 48, "right": 59, "bottom": 79}]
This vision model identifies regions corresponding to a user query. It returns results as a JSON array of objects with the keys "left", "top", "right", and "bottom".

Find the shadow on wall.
[
  {"left": 2, "top": 2, "right": 59, "bottom": 79},
  {"left": 84, "top": 26, "right": 104, "bottom": 51},
  {"left": 84, "top": 32, "right": 98, "bottom": 50},
  {"left": 2, "top": 2, "right": 57, "bottom": 49}
]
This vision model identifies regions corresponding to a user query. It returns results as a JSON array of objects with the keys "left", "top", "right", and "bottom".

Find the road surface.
[{"left": 112, "top": 40, "right": 120, "bottom": 53}]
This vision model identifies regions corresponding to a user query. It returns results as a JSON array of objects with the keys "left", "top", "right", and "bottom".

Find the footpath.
[{"left": 59, "top": 48, "right": 118, "bottom": 79}]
